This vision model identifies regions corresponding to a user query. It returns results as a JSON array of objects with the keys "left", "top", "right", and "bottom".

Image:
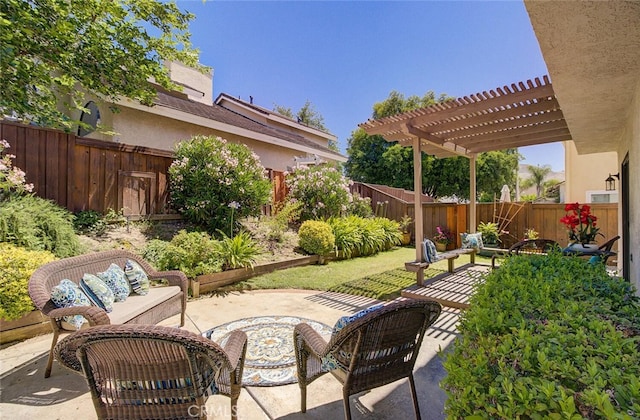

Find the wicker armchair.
[
  {"left": 54, "top": 324, "right": 247, "bottom": 420},
  {"left": 596, "top": 235, "right": 620, "bottom": 265},
  {"left": 293, "top": 299, "right": 442, "bottom": 420}
]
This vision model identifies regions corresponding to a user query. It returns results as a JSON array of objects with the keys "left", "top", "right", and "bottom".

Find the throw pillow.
[
  {"left": 97, "top": 263, "right": 130, "bottom": 302},
  {"left": 124, "top": 260, "right": 150, "bottom": 296},
  {"left": 461, "top": 232, "right": 484, "bottom": 250},
  {"left": 322, "top": 303, "right": 385, "bottom": 371},
  {"left": 50, "top": 279, "right": 91, "bottom": 330},
  {"left": 80, "top": 273, "right": 115, "bottom": 313},
  {"left": 422, "top": 239, "right": 438, "bottom": 263}
]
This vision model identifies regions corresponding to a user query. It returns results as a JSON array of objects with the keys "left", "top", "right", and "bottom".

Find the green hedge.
[
  {"left": 442, "top": 252, "right": 640, "bottom": 419},
  {"left": 0, "top": 243, "right": 56, "bottom": 320},
  {"left": 328, "top": 216, "right": 401, "bottom": 258}
]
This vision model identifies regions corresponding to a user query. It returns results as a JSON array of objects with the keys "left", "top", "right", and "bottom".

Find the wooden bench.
[{"left": 405, "top": 248, "right": 476, "bottom": 286}]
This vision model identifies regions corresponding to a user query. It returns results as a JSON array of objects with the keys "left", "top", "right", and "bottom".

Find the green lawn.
[{"left": 223, "top": 247, "right": 488, "bottom": 300}]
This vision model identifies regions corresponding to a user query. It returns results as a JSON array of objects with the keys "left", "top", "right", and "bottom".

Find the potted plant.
[
  {"left": 560, "top": 202, "right": 603, "bottom": 250},
  {"left": 523, "top": 227, "right": 539, "bottom": 240},
  {"left": 433, "top": 226, "right": 453, "bottom": 252},
  {"left": 477, "top": 221, "right": 500, "bottom": 247},
  {"left": 398, "top": 215, "right": 412, "bottom": 245}
]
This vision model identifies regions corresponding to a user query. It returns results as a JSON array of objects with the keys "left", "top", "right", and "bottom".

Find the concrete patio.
[{"left": 0, "top": 289, "right": 461, "bottom": 419}]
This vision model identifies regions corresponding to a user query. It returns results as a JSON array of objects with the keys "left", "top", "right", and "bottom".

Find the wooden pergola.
[{"left": 359, "top": 75, "right": 571, "bottom": 270}]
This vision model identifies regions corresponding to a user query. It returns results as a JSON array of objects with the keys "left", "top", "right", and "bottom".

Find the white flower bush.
[
  {"left": 0, "top": 139, "right": 34, "bottom": 201},
  {"left": 168, "top": 135, "right": 272, "bottom": 234},
  {"left": 285, "top": 165, "right": 355, "bottom": 220}
]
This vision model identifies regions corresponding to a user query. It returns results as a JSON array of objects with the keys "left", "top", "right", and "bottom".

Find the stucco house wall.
[
  {"left": 564, "top": 142, "right": 618, "bottom": 203},
  {"left": 165, "top": 61, "right": 213, "bottom": 105},
  {"left": 525, "top": 0, "right": 639, "bottom": 293},
  {"left": 620, "top": 80, "right": 639, "bottom": 292},
  {"left": 77, "top": 61, "right": 345, "bottom": 173},
  {"left": 110, "top": 106, "right": 304, "bottom": 171}
]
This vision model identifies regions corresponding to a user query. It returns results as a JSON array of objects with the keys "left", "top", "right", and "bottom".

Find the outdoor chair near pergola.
[{"left": 359, "top": 76, "right": 572, "bottom": 289}]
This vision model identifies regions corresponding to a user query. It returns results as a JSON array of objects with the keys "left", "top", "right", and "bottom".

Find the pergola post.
[
  {"left": 413, "top": 136, "right": 424, "bottom": 264},
  {"left": 470, "top": 154, "right": 477, "bottom": 233}
]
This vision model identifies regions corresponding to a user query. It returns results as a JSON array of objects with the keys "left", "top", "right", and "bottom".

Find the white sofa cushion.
[{"left": 107, "top": 286, "right": 181, "bottom": 325}]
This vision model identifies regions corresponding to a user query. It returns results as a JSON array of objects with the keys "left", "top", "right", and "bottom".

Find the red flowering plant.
[{"left": 560, "top": 203, "right": 603, "bottom": 245}]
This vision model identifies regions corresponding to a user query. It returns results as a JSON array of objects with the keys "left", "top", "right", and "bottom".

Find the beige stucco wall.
[
  {"left": 564, "top": 142, "right": 619, "bottom": 203},
  {"left": 165, "top": 61, "right": 213, "bottom": 105},
  {"left": 620, "top": 80, "right": 639, "bottom": 293},
  {"left": 105, "top": 106, "right": 302, "bottom": 172}
]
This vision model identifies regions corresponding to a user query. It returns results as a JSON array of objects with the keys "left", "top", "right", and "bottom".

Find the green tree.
[
  {"left": 1, "top": 0, "right": 204, "bottom": 132},
  {"left": 274, "top": 100, "right": 337, "bottom": 151},
  {"left": 274, "top": 100, "right": 328, "bottom": 133},
  {"left": 521, "top": 165, "right": 552, "bottom": 198},
  {"left": 476, "top": 150, "right": 519, "bottom": 199},
  {"left": 346, "top": 90, "right": 518, "bottom": 200},
  {"left": 543, "top": 178, "right": 561, "bottom": 202},
  {"left": 372, "top": 90, "right": 450, "bottom": 119},
  {"left": 345, "top": 128, "right": 394, "bottom": 185}
]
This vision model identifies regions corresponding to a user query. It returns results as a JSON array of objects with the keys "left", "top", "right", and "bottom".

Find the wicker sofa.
[{"left": 28, "top": 250, "right": 188, "bottom": 378}]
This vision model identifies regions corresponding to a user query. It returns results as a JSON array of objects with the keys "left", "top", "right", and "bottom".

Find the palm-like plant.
[
  {"left": 216, "top": 231, "right": 262, "bottom": 271},
  {"left": 520, "top": 165, "right": 552, "bottom": 198}
]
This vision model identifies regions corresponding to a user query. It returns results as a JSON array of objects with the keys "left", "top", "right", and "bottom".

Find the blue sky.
[{"left": 177, "top": 0, "right": 564, "bottom": 171}]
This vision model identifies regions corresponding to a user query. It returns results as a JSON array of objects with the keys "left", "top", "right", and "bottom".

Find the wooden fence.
[
  {"left": 2, "top": 121, "right": 175, "bottom": 217},
  {"left": 353, "top": 183, "right": 619, "bottom": 252},
  {"left": 1, "top": 121, "right": 285, "bottom": 218}
]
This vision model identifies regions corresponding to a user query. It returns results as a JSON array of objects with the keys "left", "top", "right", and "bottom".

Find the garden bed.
[
  {"left": 191, "top": 255, "right": 319, "bottom": 297},
  {"left": 0, "top": 311, "right": 50, "bottom": 346}
]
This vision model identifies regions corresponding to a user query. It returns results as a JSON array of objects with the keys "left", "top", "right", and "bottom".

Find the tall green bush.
[
  {"left": 0, "top": 195, "right": 80, "bottom": 257},
  {"left": 328, "top": 216, "right": 401, "bottom": 258},
  {"left": 442, "top": 252, "right": 640, "bottom": 419},
  {"left": 168, "top": 135, "right": 272, "bottom": 234},
  {"left": 0, "top": 243, "right": 56, "bottom": 320}
]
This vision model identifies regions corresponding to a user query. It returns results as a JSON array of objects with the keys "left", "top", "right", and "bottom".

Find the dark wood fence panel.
[{"left": 1, "top": 122, "right": 175, "bottom": 215}]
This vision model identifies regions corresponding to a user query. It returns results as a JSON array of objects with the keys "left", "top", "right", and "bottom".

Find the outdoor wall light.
[{"left": 605, "top": 173, "right": 620, "bottom": 191}]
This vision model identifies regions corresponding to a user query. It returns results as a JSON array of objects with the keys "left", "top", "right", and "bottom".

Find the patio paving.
[{"left": 0, "top": 289, "right": 461, "bottom": 419}]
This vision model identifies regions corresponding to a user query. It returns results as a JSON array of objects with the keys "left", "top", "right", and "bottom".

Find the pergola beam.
[
  {"left": 436, "top": 109, "right": 566, "bottom": 140},
  {"left": 363, "top": 80, "right": 555, "bottom": 136},
  {"left": 455, "top": 120, "right": 569, "bottom": 145},
  {"left": 400, "top": 125, "right": 470, "bottom": 158},
  {"left": 468, "top": 132, "right": 572, "bottom": 153},
  {"left": 422, "top": 97, "right": 561, "bottom": 134}
]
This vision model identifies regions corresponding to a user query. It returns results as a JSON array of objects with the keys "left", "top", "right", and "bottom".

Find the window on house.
[
  {"left": 586, "top": 190, "right": 618, "bottom": 203},
  {"left": 78, "top": 101, "right": 100, "bottom": 137}
]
